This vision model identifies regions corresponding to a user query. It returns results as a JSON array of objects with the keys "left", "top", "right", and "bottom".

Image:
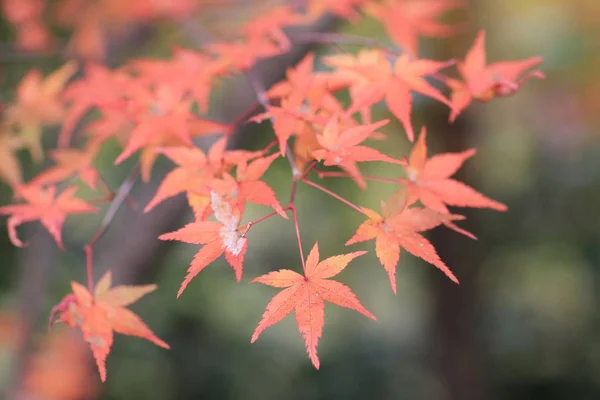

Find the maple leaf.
[
  {"left": 144, "top": 141, "right": 224, "bottom": 213},
  {"left": 251, "top": 91, "right": 309, "bottom": 157},
  {"left": 268, "top": 53, "right": 341, "bottom": 116},
  {"left": 447, "top": 30, "right": 545, "bottom": 122},
  {"left": 365, "top": 0, "right": 464, "bottom": 55},
  {"left": 146, "top": 137, "right": 261, "bottom": 215},
  {"left": 312, "top": 116, "right": 401, "bottom": 165},
  {"left": 206, "top": 37, "right": 282, "bottom": 75},
  {"left": 346, "top": 189, "right": 462, "bottom": 293},
  {"left": 242, "top": 4, "right": 298, "bottom": 51},
  {"left": 159, "top": 191, "right": 249, "bottom": 297},
  {"left": 302, "top": 0, "right": 365, "bottom": 22},
  {"left": 32, "top": 143, "right": 100, "bottom": 189},
  {"left": 50, "top": 271, "right": 170, "bottom": 382},
  {"left": 60, "top": 64, "right": 129, "bottom": 147},
  {"left": 131, "top": 48, "right": 220, "bottom": 114},
  {"left": 402, "top": 128, "right": 507, "bottom": 213},
  {"left": 324, "top": 50, "right": 453, "bottom": 141},
  {"left": 3, "top": 61, "right": 77, "bottom": 162},
  {"left": 113, "top": 81, "right": 194, "bottom": 165},
  {"left": 251, "top": 242, "right": 375, "bottom": 369},
  {"left": 210, "top": 153, "right": 287, "bottom": 219},
  {"left": 0, "top": 184, "right": 97, "bottom": 249}
]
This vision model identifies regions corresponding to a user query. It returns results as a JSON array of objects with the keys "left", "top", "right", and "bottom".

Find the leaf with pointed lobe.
[
  {"left": 60, "top": 64, "right": 129, "bottom": 147},
  {"left": 325, "top": 49, "right": 453, "bottom": 141},
  {"left": 251, "top": 242, "right": 375, "bottom": 369},
  {"left": 3, "top": 61, "right": 77, "bottom": 161},
  {"left": 0, "top": 184, "right": 97, "bottom": 250},
  {"left": 209, "top": 153, "right": 287, "bottom": 219},
  {"left": 159, "top": 191, "right": 248, "bottom": 297},
  {"left": 447, "top": 30, "right": 544, "bottom": 121},
  {"left": 345, "top": 191, "right": 463, "bottom": 293},
  {"left": 365, "top": 0, "right": 464, "bottom": 55},
  {"left": 312, "top": 116, "right": 402, "bottom": 165},
  {"left": 50, "top": 271, "right": 169, "bottom": 382},
  {"left": 402, "top": 128, "right": 507, "bottom": 213},
  {"left": 242, "top": 4, "right": 299, "bottom": 51},
  {"left": 32, "top": 144, "right": 100, "bottom": 189}
]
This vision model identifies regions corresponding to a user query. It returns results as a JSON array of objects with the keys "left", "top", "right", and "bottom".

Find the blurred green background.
[{"left": 0, "top": 1, "right": 599, "bottom": 399}]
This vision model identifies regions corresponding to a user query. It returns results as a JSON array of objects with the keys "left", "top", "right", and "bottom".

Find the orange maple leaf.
[
  {"left": 251, "top": 242, "right": 375, "bottom": 369},
  {"left": 3, "top": 61, "right": 77, "bottom": 162},
  {"left": 346, "top": 189, "right": 462, "bottom": 293},
  {"left": 268, "top": 53, "right": 341, "bottom": 115},
  {"left": 159, "top": 191, "right": 249, "bottom": 297},
  {"left": 144, "top": 143, "right": 223, "bottom": 213},
  {"left": 302, "top": 0, "right": 365, "bottom": 22},
  {"left": 131, "top": 48, "right": 220, "bottom": 114},
  {"left": 32, "top": 143, "right": 100, "bottom": 189},
  {"left": 210, "top": 153, "right": 287, "bottom": 219},
  {"left": 312, "top": 116, "right": 401, "bottom": 165},
  {"left": 447, "top": 30, "right": 545, "bottom": 122},
  {"left": 113, "top": 81, "right": 195, "bottom": 165},
  {"left": 325, "top": 50, "right": 453, "bottom": 141},
  {"left": 0, "top": 184, "right": 97, "bottom": 249},
  {"left": 206, "top": 37, "right": 282, "bottom": 75},
  {"left": 50, "top": 271, "right": 169, "bottom": 382},
  {"left": 402, "top": 128, "right": 507, "bottom": 213},
  {"left": 365, "top": 0, "right": 464, "bottom": 55},
  {"left": 251, "top": 91, "right": 310, "bottom": 156},
  {"left": 242, "top": 4, "right": 299, "bottom": 51},
  {"left": 146, "top": 137, "right": 262, "bottom": 216},
  {"left": 60, "top": 64, "right": 129, "bottom": 147}
]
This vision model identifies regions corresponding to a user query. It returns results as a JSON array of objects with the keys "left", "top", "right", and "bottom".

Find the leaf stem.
[
  {"left": 314, "top": 169, "right": 399, "bottom": 184},
  {"left": 302, "top": 178, "right": 367, "bottom": 215},
  {"left": 289, "top": 205, "right": 305, "bottom": 273},
  {"left": 245, "top": 204, "right": 294, "bottom": 232}
]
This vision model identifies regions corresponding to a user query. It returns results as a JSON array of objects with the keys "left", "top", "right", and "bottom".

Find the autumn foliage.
[{"left": 0, "top": 0, "right": 544, "bottom": 381}]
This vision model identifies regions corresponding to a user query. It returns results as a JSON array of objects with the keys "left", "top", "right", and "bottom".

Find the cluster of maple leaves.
[{"left": 0, "top": 0, "right": 544, "bottom": 381}]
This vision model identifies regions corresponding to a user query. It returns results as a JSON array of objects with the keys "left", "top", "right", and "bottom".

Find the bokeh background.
[{"left": 0, "top": 0, "right": 599, "bottom": 399}]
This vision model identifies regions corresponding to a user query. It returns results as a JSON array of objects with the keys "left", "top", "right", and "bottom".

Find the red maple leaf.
[
  {"left": 50, "top": 271, "right": 169, "bottom": 382},
  {"left": 402, "top": 128, "right": 507, "bottom": 213},
  {"left": 346, "top": 189, "right": 462, "bottom": 293},
  {"left": 159, "top": 191, "right": 249, "bottom": 297},
  {"left": 0, "top": 184, "right": 97, "bottom": 249},
  {"left": 251, "top": 242, "right": 375, "bottom": 369},
  {"left": 447, "top": 30, "right": 545, "bottom": 122}
]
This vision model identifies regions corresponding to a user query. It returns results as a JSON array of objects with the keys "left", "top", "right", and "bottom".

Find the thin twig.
[{"left": 83, "top": 166, "right": 140, "bottom": 292}]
